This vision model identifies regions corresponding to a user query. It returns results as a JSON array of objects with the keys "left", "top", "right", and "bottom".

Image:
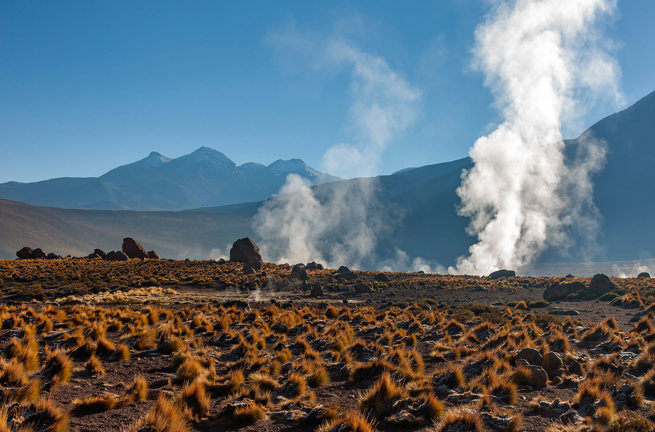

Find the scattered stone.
[
  {"left": 559, "top": 409, "right": 583, "bottom": 425},
  {"left": 305, "top": 261, "right": 323, "bottom": 270},
  {"left": 122, "top": 237, "right": 147, "bottom": 259},
  {"left": 517, "top": 348, "right": 543, "bottom": 366},
  {"left": 337, "top": 266, "right": 357, "bottom": 280},
  {"left": 353, "top": 283, "right": 373, "bottom": 294},
  {"left": 16, "top": 247, "right": 33, "bottom": 259},
  {"left": 374, "top": 273, "right": 390, "bottom": 282},
  {"left": 542, "top": 351, "right": 563, "bottom": 372},
  {"left": 229, "top": 237, "right": 263, "bottom": 271},
  {"left": 106, "top": 251, "right": 129, "bottom": 261},
  {"left": 222, "top": 300, "right": 250, "bottom": 310},
  {"left": 637, "top": 272, "right": 651, "bottom": 279},
  {"left": 46, "top": 253, "right": 62, "bottom": 260},
  {"left": 532, "top": 399, "right": 571, "bottom": 417},
  {"left": 488, "top": 269, "right": 516, "bottom": 279},
  {"left": 445, "top": 392, "right": 483, "bottom": 404},
  {"left": 310, "top": 285, "right": 324, "bottom": 297},
  {"left": 147, "top": 250, "right": 159, "bottom": 259},
  {"left": 291, "top": 264, "right": 308, "bottom": 281}
]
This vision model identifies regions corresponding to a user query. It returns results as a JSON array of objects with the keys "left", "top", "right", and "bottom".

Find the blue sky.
[{"left": 1, "top": 0, "right": 653, "bottom": 183}]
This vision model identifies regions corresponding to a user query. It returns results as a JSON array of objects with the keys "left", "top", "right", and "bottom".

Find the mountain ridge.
[{"left": 0, "top": 147, "right": 339, "bottom": 211}]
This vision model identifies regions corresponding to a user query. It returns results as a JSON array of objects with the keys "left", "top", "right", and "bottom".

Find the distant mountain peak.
[{"left": 180, "top": 147, "right": 235, "bottom": 167}]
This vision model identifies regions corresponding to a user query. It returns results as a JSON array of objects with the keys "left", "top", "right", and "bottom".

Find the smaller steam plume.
[{"left": 255, "top": 36, "right": 420, "bottom": 268}]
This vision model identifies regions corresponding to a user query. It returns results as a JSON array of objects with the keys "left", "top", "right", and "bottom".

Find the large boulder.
[
  {"left": 229, "top": 237, "right": 263, "bottom": 271},
  {"left": 589, "top": 273, "right": 616, "bottom": 296},
  {"left": 46, "top": 253, "right": 62, "bottom": 260},
  {"left": 637, "top": 272, "right": 651, "bottom": 279},
  {"left": 517, "top": 348, "right": 543, "bottom": 366},
  {"left": 16, "top": 247, "right": 33, "bottom": 259},
  {"left": 488, "top": 269, "right": 516, "bottom": 279},
  {"left": 106, "top": 250, "right": 129, "bottom": 261},
  {"left": 147, "top": 250, "right": 160, "bottom": 259},
  {"left": 93, "top": 249, "right": 106, "bottom": 258},
  {"left": 122, "top": 237, "right": 147, "bottom": 259},
  {"left": 291, "top": 264, "right": 308, "bottom": 281}
]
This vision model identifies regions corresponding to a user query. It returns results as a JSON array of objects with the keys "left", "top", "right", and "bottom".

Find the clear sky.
[{"left": 1, "top": 0, "right": 653, "bottom": 183}]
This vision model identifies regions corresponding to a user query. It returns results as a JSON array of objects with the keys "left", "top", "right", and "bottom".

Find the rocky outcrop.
[
  {"left": 122, "top": 237, "right": 147, "bottom": 259},
  {"left": 16, "top": 247, "right": 34, "bottom": 259},
  {"left": 544, "top": 276, "right": 614, "bottom": 301},
  {"left": 229, "top": 238, "right": 263, "bottom": 271},
  {"left": 147, "top": 250, "right": 160, "bottom": 259},
  {"left": 106, "top": 250, "right": 129, "bottom": 261},
  {"left": 488, "top": 269, "right": 516, "bottom": 279},
  {"left": 638, "top": 272, "right": 651, "bottom": 279}
]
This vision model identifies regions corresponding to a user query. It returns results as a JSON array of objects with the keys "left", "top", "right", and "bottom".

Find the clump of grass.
[
  {"left": 22, "top": 397, "right": 70, "bottom": 432},
  {"left": 127, "top": 395, "right": 190, "bottom": 432},
  {"left": 433, "top": 407, "right": 484, "bottom": 432},
  {"left": 232, "top": 399, "right": 266, "bottom": 424},
  {"left": 489, "top": 378, "right": 518, "bottom": 405},
  {"left": 122, "top": 376, "right": 148, "bottom": 405},
  {"left": 249, "top": 372, "right": 278, "bottom": 392},
  {"left": 308, "top": 366, "right": 330, "bottom": 388},
  {"left": 317, "top": 410, "right": 377, "bottom": 432},
  {"left": 43, "top": 348, "right": 72, "bottom": 388},
  {"left": 71, "top": 394, "right": 118, "bottom": 414},
  {"left": 0, "top": 358, "right": 30, "bottom": 386},
  {"left": 360, "top": 372, "right": 406, "bottom": 417},
  {"left": 176, "top": 356, "right": 204, "bottom": 382},
  {"left": 115, "top": 343, "right": 131, "bottom": 361},
  {"left": 85, "top": 353, "right": 106, "bottom": 377},
  {"left": 178, "top": 379, "right": 210, "bottom": 420},
  {"left": 420, "top": 393, "right": 444, "bottom": 421},
  {"left": 208, "top": 369, "right": 244, "bottom": 395}
]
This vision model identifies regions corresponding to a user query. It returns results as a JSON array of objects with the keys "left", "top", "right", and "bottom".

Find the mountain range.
[
  {"left": 0, "top": 90, "right": 653, "bottom": 274},
  {"left": 0, "top": 147, "right": 338, "bottom": 210}
]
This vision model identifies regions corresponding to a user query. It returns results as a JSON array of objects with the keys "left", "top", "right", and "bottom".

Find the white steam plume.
[
  {"left": 451, "top": 0, "right": 622, "bottom": 275},
  {"left": 254, "top": 38, "right": 420, "bottom": 267}
]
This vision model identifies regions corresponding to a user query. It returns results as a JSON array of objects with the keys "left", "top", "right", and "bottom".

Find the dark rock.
[
  {"left": 223, "top": 300, "right": 250, "bottom": 310},
  {"left": 517, "top": 348, "right": 543, "bottom": 366},
  {"left": 146, "top": 250, "right": 159, "bottom": 259},
  {"left": 291, "top": 265, "right": 308, "bottom": 281},
  {"left": 336, "top": 266, "right": 357, "bottom": 280},
  {"left": 310, "top": 285, "right": 324, "bottom": 297},
  {"left": 242, "top": 265, "right": 256, "bottom": 275},
  {"left": 106, "top": 250, "right": 129, "bottom": 261},
  {"left": 527, "top": 365, "right": 548, "bottom": 388},
  {"left": 559, "top": 409, "right": 582, "bottom": 425},
  {"left": 542, "top": 351, "right": 563, "bottom": 372},
  {"left": 488, "top": 269, "right": 516, "bottom": 279},
  {"left": 30, "top": 248, "right": 46, "bottom": 259},
  {"left": 87, "top": 253, "right": 101, "bottom": 259},
  {"left": 46, "top": 253, "right": 62, "bottom": 260},
  {"left": 354, "top": 283, "right": 373, "bottom": 294},
  {"left": 374, "top": 273, "right": 390, "bottom": 282},
  {"left": 305, "top": 261, "right": 323, "bottom": 270},
  {"left": 589, "top": 273, "right": 616, "bottom": 296},
  {"left": 543, "top": 281, "right": 586, "bottom": 301},
  {"left": 16, "top": 247, "right": 33, "bottom": 259},
  {"left": 94, "top": 249, "right": 106, "bottom": 258},
  {"left": 229, "top": 237, "right": 263, "bottom": 271},
  {"left": 638, "top": 272, "right": 651, "bottom": 279},
  {"left": 122, "top": 237, "right": 147, "bottom": 259}
]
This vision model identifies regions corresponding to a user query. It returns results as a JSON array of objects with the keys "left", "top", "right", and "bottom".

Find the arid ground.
[{"left": 1, "top": 258, "right": 655, "bottom": 431}]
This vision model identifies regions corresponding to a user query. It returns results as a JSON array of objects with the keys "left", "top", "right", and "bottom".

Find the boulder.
[
  {"left": 637, "top": 272, "right": 651, "bottom": 279},
  {"left": 122, "top": 237, "right": 147, "bottom": 259},
  {"left": 93, "top": 249, "right": 106, "bottom": 258},
  {"left": 543, "top": 281, "right": 586, "bottom": 301},
  {"left": 374, "top": 273, "right": 390, "bottom": 282},
  {"left": 31, "top": 248, "right": 46, "bottom": 259},
  {"left": 589, "top": 273, "right": 616, "bottom": 296},
  {"left": 229, "top": 237, "right": 263, "bottom": 271},
  {"left": 354, "top": 283, "right": 373, "bottom": 294},
  {"left": 291, "top": 264, "right": 308, "bottom": 281},
  {"left": 336, "top": 266, "right": 357, "bottom": 280},
  {"left": 488, "top": 269, "right": 516, "bottom": 279},
  {"left": 46, "top": 253, "right": 62, "bottom": 260},
  {"left": 517, "top": 360, "right": 548, "bottom": 388},
  {"left": 310, "top": 285, "right": 324, "bottom": 297},
  {"left": 147, "top": 250, "right": 160, "bottom": 259},
  {"left": 542, "top": 352, "right": 563, "bottom": 374},
  {"left": 106, "top": 251, "right": 129, "bottom": 261},
  {"left": 16, "top": 247, "right": 33, "bottom": 259},
  {"left": 305, "top": 261, "right": 323, "bottom": 270},
  {"left": 517, "top": 347, "right": 543, "bottom": 366}
]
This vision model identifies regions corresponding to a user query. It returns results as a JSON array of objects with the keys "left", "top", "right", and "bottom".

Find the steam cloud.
[
  {"left": 451, "top": 0, "right": 622, "bottom": 275},
  {"left": 254, "top": 38, "right": 420, "bottom": 267}
]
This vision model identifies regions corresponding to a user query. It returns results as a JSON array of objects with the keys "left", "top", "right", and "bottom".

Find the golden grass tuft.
[
  {"left": 71, "top": 394, "right": 118, "bottom": 414},
  {"left": 178, "top": 379, "right": 210, "bottom": 420},
  {"left": 127, "top": 395, "right": 191, "bottom": 432},
  {"left": 360, "top": 372, "right": 406, "bottom": 417},
  {"left": 317, "top": 410, "right": 378, "bottom": 432},
  {"left": 232, "top": 399, "right": 266, "bottom": 424}
]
